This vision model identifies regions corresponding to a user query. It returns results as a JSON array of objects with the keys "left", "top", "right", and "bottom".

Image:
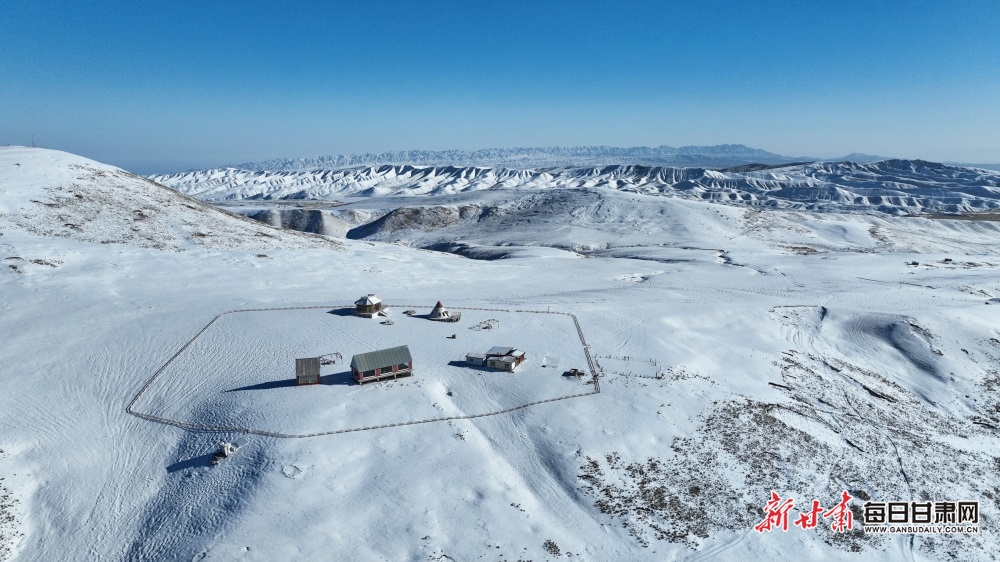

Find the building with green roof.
[{"left": 350, "top": 345, "right": 413, "bottom": 384}]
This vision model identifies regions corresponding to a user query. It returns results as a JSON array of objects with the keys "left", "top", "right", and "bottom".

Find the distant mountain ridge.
[
  {"left": 835, "top": 153, "right": 891, "bottom": 163},
  {"left": 206, "top": 145, "right": 1000, "bottom": 174},
  {"left": 946, "top": 162, "right": 1000, "bottom": 172},
  {"left": 151, "top": 159, "right": 1000, "bottom": 216},
  {"left": 225, "top": 144, "right": 820, "bottom": 172}
]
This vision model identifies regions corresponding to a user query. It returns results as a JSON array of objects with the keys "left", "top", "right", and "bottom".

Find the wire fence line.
[
  {"left": 126, "top": 303, "right": 603, "bottom": 438},
  {"left": 130, "top": 389, "right": 598, "bottom": 439},
  {"left": 595, "top": 355, "right": 664, "bottom": 382},
  {"left": 125, "top": 304, "right": 338, "bottom": 418},
  {"left": 386, "top": 304, "right": 601, "bottom": 392}
]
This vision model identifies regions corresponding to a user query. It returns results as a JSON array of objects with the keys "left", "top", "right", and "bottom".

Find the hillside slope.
[
  {"left": 328, "top": 188, "right": 1000, "bottom": 258},
  {"left": 0, "top": 147, "right": 339, "bottom": 251}
]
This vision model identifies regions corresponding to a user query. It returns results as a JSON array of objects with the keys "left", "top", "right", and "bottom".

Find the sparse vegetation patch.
[
  {"left": 579, "top": 350, "right": 999, "bottom": 558},
  {"left": 0, "top": 450, "right": 24, "bottom": 562}
]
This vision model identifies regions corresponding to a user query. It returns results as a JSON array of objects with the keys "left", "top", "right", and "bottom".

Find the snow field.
[
  {"left": 131, "top": 306, "right": 595, "bottom": 436},
  {"left": 5, "top": 148, "right": 1000, "bottom": 560}
]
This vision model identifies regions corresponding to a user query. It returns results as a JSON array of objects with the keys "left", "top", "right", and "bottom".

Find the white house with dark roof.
[{"left": 465, "top": 346, "right": 526, "bottom": 371}]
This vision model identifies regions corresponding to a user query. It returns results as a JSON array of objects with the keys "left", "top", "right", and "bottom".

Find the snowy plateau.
[{"left": 2, "top": 146, "right": 1000, "bottom": 561}]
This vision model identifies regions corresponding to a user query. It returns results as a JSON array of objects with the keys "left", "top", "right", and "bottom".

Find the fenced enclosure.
[{"left": 127, "top": 304, "right": 601, "bottom": 438}]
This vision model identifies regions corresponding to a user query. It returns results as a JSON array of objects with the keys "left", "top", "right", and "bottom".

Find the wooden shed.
[
  {"left": 295, "top": 357, "right": 321, "bottom": 385},
  {"left": 351, "top": 345, "right": 413, "bottom": 384}
]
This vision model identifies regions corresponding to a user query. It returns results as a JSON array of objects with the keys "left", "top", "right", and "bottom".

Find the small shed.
[
  {"left": 295, "top": 357, "right": 321, "bottom": 385},
  {"left": 351, "top": 345, "right": 413, "bottom": 384},
  {"left": 465, "top": 353, "right": 486, "bottom": 366},
  {"left": 355, "top": 294, "right": 384, "bottom": 318}
]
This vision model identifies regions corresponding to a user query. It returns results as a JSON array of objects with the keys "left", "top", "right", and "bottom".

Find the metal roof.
[
  {"left": 351, "top": 345, "right": 412, "bottom": 372},
  {"left": 295, "top": 357, "right": 320, "bottom": 377},
  {"left": 487, "top": 346, "right": 515, "bottom": 356},
  {"left": 355, "top": 294, "right": 382, "bottom": 306}
]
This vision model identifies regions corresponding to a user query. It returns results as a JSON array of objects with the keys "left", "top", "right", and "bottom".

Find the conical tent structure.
[{"left": 429, "top": 301, "right": 449, "bottom": 319}]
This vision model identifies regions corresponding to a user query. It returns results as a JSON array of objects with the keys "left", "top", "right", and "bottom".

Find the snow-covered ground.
[
  {"left": 2, "top": 146, "right": 1000, "bottom": 560},
  {"left": 131, "top": 306, "right": 595, "bottom": 437}
]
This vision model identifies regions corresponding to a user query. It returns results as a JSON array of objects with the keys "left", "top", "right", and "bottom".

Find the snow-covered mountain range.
[
  {"left": 222, "top": 144, "right": 820, "bottom": 172},
  {"left": 152, "top": 159, "right": 1000, "bottom": 216}
]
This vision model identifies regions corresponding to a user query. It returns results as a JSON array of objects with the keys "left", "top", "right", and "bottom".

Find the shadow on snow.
[
  {"left": 225, "top": 370, "right": 356, "bottom": 392},
  {"left": 165, "top": 453, "right": 215, "bottom": 473},
  {"left": 446, "top": 360, "right": 495, "bottom": 373}
]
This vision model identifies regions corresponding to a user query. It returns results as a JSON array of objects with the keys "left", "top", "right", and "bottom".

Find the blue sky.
[{"left": 1, "top": 1, "right": 998, "bottom": 173}]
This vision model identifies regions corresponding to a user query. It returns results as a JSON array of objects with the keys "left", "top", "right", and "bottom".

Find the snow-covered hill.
[
  {"left": 221, "top": 144, "right": 814, "bottom": 172},
  {"left": 3, "top": 147, "right": 1000, "bottom": 561},
  {"left": 0, "top": 147, "right": 339, "bottom": 251},
  {"left": 152, "top": 159, "right": 1000, "bottom": 216},
  {"left": 326, "top": 188, "right": 1000, "bottom": 259}
]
